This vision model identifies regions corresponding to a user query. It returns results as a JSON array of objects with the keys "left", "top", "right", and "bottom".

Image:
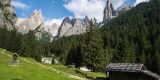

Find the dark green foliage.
[
  {"left": 101, "top": 0, "right": 160, "bottom": 74},
  {"left": 0, "top": 0, "right": 159, "bottom": 75},
  {"left": 50, "top": 0, "right": 160, "bottom": 74},
  {"left": 0, "top": 27, "right": 43, "bottom": 62},
  {"left": 81, "top": 21, "right": 106, "bottom": 71}
]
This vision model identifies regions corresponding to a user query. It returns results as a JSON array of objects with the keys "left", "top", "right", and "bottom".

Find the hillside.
[
  {"left": 50, "top": 0, "right": 160, "bottom": 74},
  {"left": 0, "top": 48, "right": 106, "bottom": 80},
  {"left": 0, "top": 0, "right": 159, "bottom": 79},
  {"left": 101, "top": 0, "right": 160, "bottom": 74},
  {"left": 0, "top": 48, "right": 83, "bottom": 80}
]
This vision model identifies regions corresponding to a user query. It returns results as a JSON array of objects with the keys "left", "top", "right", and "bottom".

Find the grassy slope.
[
  {"left": 0, "top": 48, "right": 106, "bottom": 80},
  {"left": 0, "top": 49, "right": 76, "bottom": 80},
  {"left": 44, "top": 64, "right": 106, "bottom": 79}
]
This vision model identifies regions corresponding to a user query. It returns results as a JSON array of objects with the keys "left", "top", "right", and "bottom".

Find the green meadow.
[
  {"left": 0, "top": 48, "right": 106, "bottom": 80},
  {"left": 0, "top": 49, "right": 76, "bottom": 80}
]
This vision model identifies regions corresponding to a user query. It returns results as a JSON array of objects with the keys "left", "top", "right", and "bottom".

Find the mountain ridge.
[
  {"left": 0, "top": 0, "right": 17, "bottom": 30},
  {"left": 15, "top": 0, "right": 132, "bottom": 37},
  {"left": 57, "top": 16, "right": 90, "bottom": 37}
]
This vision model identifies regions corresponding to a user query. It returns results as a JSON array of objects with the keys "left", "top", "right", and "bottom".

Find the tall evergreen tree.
[{"left": 81, "top": 20, "right": 106, "bottom": 71}]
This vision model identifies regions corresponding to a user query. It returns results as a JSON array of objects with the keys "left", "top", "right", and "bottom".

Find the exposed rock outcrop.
[
  {"left": 103, "top": 0, "right": 132, "bottom": 23},
  {"left": 103, "top": 0, "right": 116, "bottom": 23},
  {"left": 0, "top": 0, "right": 17, "bottom": 30},
  {"left": 34, "top": 23, "right": 52, "bottom": 41},
  {"left": 15, "top": 9, "right": 54, "bottom": 41},
  {"left": 84, "top": 16, "right": 90, "bottom": 26},
  {"left": 16, "top": 9, "right": 43, "bottom": 34},
  {"left": 57, "top": 17, "right": 73, "bottom": 36},
  {"left": 47, "top": 23, "right": 59, "bottom": 37},
  {"left": 117, "top": 4, "right": 131, "bottom": 15},
  {"left": 57, "top": 16, "right": 90, "bottom": 37},
  {"left": 110, "top": 3, "right": 117, "bottom": 16}
]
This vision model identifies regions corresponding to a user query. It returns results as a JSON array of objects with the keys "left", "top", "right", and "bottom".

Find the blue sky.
[
  {"left": 12, "top": 0, "right": 149, "bottom": 25},
  {"left": 12, "top": 0, "right": 73, "bottom": 19}
]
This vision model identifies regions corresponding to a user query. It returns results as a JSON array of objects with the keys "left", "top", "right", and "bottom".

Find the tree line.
[
  {"left": 0, "top": 26, "right": 51, "bottom": 62},
  {"left": 0, "top": 0, "right": 159, "bottom": 74},
  {"left": 50, "top": 0, "right": 160, "bottom": 74}
]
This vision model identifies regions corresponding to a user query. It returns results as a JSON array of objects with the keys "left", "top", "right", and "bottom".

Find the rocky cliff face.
[
  {"left": 47, "top": 23, "right": 59, "bottom": 37},
  {"left": 110, "top": 3, "right": 117, "bottom": 16},
  {"left": 34, "top": 23, "right": 52, "bottom": 41},
  {"left": 103, "top": 0, "right": 116, "bottom": 23},
  {"left": 57, "top": 17, "right": 73, "bottom": 36},
  {"left": 103, "top": 0, "right": 132, "bottom": 23},
  {"left": 16, "top": 9, "right": 43, "bottom": 34},
  {"left": 117, "top": 4, "right": 131, "bottom": 15},
  {"left": 16, "top": 9, "right": 54, "bottom": 40},
  {"left": 0, "top": 0, "right": 17, "bottom": 30},
  {"left": 84, "top": 16, "right": 90, "bottom": 26},
  {"left": 16, "top": 9, "right": 90, "bottom": 37},
  {"left": 57, "top": 16, "right": 90, "bottom": 37}
]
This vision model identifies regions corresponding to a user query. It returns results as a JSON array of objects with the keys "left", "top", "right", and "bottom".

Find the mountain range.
[
  {"left": 15, "top": 9, "right": 91, "bottom": 37},
  {"left": 0, "top": 0, "right": 131, "bottom": 38}
]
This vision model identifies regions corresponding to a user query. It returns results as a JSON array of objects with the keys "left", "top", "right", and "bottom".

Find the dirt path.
[
  {"left": 1, "top": 50, "right": 88, "bottom": 80},
  {"left": 37, "top": 63, "right": 87, "bottom": 80}
]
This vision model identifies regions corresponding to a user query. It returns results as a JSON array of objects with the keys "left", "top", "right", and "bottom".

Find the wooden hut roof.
[
  {"left": 106, "top": 63, "right": 160, "bottom": 79},
  {"left": 13, "top": 53, "right": 19, "bottom": 57},
  {"left": 106, "top": 63, "right": 146, "bottom": 72}
]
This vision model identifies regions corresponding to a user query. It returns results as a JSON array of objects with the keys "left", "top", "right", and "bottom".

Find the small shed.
[
  {"left": 106, "top": 63, "right": 160, "bottom": 80},
  {"left": 12, "top": 53, "right": 18, "bottom": 61},
  {"left": 10, "top": 53, "right": 19, "bottom": 66}
]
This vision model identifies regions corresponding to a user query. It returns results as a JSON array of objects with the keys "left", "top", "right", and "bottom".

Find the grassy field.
[
  {"left": 0, "top": 48, "right": 106, "bottom": 80},
  {"left": 48, "top": 64, "right": 106, "bottom": 79},
  {"left": 0, "top": 49, "right": 76, "bottom": 80}
]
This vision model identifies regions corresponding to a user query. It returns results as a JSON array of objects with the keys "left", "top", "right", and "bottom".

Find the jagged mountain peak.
[
  {"left": 58, "top": 16, "right": 91, "bottom": 37},
  {"left": 30, "top": 9, "right": 42, "bottom": 16},
  {"left": 58, "top": 17, "right": 72, "bottom": 36},
  {"left": 103, "top": 0, "right": 115, "bottom": 23},
  {"left": 84, "top": 15, "right": 90, "bottom": 26},
  {"left": 106, "top": 0, "right": 110, "bottom": 5},
  {"left": 117, "top": 3, "right": 131, "bottom": 11},
  {"left": 84, "top": 16, "right": 90, "bottom": 22},
  {"left": 84, "top": 16, "right": 89, "bottom": 20},
  {"left": 16, "top": 9, "right": 44, "bottom": 34},
  {"left": 103, "top": 1, "right": 132, "bottom": 24},
  {"left": 33, "top": 9, "right": 42, "bottom": 14},
  {"left": 28, "top": 9, "right": 43, "bottom": 26},
  {"left": 61, "top": 17, "right": 71, "bottom": 25},
  {"left": 71, "top": 18, "right": 83, "bottom": 26},
  {"left": 15, "top": 9, "right": 58, "bottom": 38},
  {"left": 117, "top": 3, "right": 132, "bottom": 15}
]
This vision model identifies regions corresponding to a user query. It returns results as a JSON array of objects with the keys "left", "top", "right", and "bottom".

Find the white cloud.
[
  {"left": 111, "top": 0, "right": 127, "bottom": 9},
  {"left": 134, "top": 0, "right": 150, "bottom": 6},
  {"left": 45, "top": 18, "right": 63, "bottom": 27},
  {"left": 11, "top": 0, "right": 29, "bottom": 10},
  {"left": 64, "top": 0, "right": 127, "bottom": 22}
]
